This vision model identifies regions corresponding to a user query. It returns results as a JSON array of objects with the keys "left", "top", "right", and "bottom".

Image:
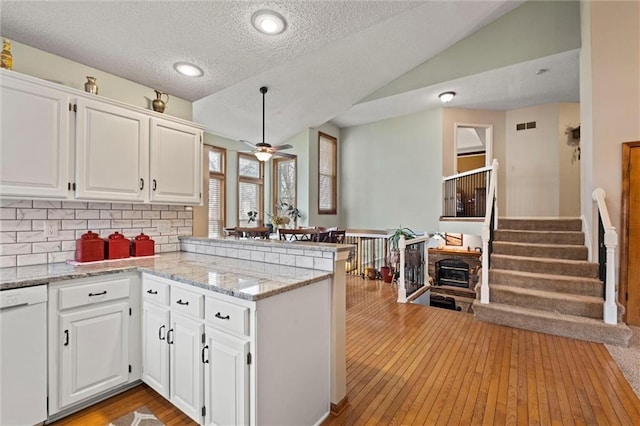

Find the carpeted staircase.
[{"left": 473, "top": 217, "right": 632, "bottom": 346}]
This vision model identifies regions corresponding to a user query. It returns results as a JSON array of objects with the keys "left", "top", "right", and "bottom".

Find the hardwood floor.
[
  {"left": 51, "top": 275, "right": 640, "bottom": 425},
  {"left": 324, "top": 276, "right": 640, "bottom": 425},
  {"left": 49, "top": 384, "right": 196, "bottom": 426}
]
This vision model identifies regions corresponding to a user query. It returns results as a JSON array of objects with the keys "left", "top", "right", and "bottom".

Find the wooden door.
[{"left": 621, "top": 142, "right": 640, "bottom": 325}]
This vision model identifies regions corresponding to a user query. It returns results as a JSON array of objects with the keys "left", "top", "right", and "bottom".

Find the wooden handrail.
[
  {"left": 592, "top": 188, "right": 618, "bottom": 324},
  {"left": 442, "top": 164, "right": 494, "bottom": 181}
]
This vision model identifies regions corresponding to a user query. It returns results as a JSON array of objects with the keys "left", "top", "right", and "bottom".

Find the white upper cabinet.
[
  {"left": 0, "top": 69, "right": 204, "bottom": 204},
  {"left": 0, "top": 72, "right": 71, "bottom": 199},
  {"left": 75, "top": 98, "right": 149, "bottom": 201},
  {"left": 150, "top": 118, "right": 202, "bottom": 205}
]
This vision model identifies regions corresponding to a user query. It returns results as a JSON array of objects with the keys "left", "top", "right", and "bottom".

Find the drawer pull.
[
  {"left": 215, "top": 312, "right": 230, "bottom": 320},
  {"left": 202, "top": 345, "right": 209, "bottom": 364},
  {"left": 176, "top": 299, "right": 189, "bottom": 306},
  {"left": 63, "top": 329, "right": 69, "bottom": 346},
  {"left": 167, "top": 328, "right": 174, "bottom": 345},
  {"left": 159, "top": 325, "right": 165, "bottom": 341},
  {"left": 146, "top": 289, "right": 158, "bottom": 295},
  {"left": 88, "top": 290, "right": 107, "bottom": 297}
]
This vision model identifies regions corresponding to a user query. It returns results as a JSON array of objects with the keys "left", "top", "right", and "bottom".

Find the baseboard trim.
[{"left": 330, "top": 396, "right": 349, "bottom": 416}]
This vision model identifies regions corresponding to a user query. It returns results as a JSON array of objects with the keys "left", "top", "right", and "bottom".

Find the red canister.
[
  {"left": 75, "top": 231, "right": 105, "bottom": 262},
  {"left": 104, "top": 232, "right": 130, "bottom": 260},
  {"left": 131, "top": 233, "right": 155, "bottom": 257}
]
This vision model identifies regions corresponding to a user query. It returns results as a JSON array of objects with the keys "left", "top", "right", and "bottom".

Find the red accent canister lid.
[
  {"left": 108, "top": 231, "right": 126, "bottom": 240},
  {"left": 80, "top": 231, "right": 101, "bottom": 240},
  {"left": 135, "top": 233, "right": 150, "bottom": 241}
]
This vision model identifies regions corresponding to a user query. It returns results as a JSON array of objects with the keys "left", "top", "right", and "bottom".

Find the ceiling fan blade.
[
  {"left": 271, "top": 144, "right": 293, "bottom": 151},
  {"left": 274, "top": 151, "right": 296, "bottom": 159},
  {"left": 239, "top": 139, "right": 256, "bottom": 148}
]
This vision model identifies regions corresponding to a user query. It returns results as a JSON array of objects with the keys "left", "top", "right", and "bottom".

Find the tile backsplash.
[{"left": 0, "top": 200, "right": 193, "bottom": 268}]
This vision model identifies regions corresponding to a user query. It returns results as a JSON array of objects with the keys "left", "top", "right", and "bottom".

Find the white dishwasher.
[{"left": 0, "top": 285, "right": 48, "bottom": 426}]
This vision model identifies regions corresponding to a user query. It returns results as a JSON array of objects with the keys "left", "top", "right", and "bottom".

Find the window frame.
[
  {"left": 272, "top": 155, "right": 297, "bottom": 211},
  {"left": 207, "top": 146, "right": 226, "bottom": 238},
  {"left": 318, "top": 132, "right": 337, "bottom": 215},
  {"left": 237, "top": 153, "right": 265, "bottom": 226}
]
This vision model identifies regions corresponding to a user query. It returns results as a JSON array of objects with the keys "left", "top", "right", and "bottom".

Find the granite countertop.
[{"left": 0, "top": 252, "right": 333, "bottom": 301}]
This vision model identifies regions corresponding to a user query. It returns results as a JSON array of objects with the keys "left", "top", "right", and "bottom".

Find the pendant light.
[{"left": 255, "top": 86, "right": 272, "bottom": 161}]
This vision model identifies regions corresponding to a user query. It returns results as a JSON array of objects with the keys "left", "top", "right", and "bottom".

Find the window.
[
  {"left": 273, "top": 156, "right": 297, "bottom": 209},
  {"left": 207, "top": 147, "right": 225, "bottom": 238},
  {"left": 318, "top": 132, "right": 337, "bottom": 214},
  {"left": 238, "top": 153, "right": 264, "bottom": 226}
]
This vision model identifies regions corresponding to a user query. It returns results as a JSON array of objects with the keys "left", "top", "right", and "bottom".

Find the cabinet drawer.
[
  {"left": 205, "top": 298, "right": 248, "bottom": 336},
  {"left": 59, "top": 277, "right": 130, "bottom": 310},
  {"left": 142, "top": 277, "right": 169, "bottom": 305},
  {"left": 170, "top": 287, "right": 203, "bottom": 319}
]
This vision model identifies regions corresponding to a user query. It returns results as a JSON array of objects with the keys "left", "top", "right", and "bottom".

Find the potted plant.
[
  {"left": 280, "top": 201, "right": 302, "bottom": 228},
  {"left": 381, "top": 227, "right": 417, "bottom": 283}
]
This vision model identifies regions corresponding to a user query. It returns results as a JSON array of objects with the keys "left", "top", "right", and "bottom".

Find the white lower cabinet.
[
  {"left": 203, "top": 327, "right": 249, "bottom": 426},
  {"left": 170, "top": 313, "right": 204, "bottom": 421},
  {"left": 59, "top": 300, "right": 129, "bottom": 407},
  {"left": 141, "top": 275, "right": 204, "bottom": 424},
  {"left": 141, "top": 301, "right": 170, "bottom": 397},
  {"left": 48, "top": 273, "right": 139, "bottom": 416}
]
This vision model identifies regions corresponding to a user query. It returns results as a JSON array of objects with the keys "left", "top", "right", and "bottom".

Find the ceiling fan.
[{"left": 240, "top": 86, "right": 294, "bottom": 161}]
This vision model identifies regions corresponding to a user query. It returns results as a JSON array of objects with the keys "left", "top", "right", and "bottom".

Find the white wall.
[
  {"left": 558, "top": 103, "right": 581, "bottom": 216},
  {"left": 505, "top": 104, "right": 560, "bottom": 216},
  {"left": 581, "top": 0, "right": 640, "bottom": 261},
  {"left": 340, "top": 109, "right": 442, "bottom": 232},
  {"left": 4, "top": 39, "right": 193, "bottom": 120}
]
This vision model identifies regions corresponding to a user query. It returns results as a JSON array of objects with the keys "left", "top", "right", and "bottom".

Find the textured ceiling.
[{"left": 0, "top": 0, "right": 566, "bottom": 146}]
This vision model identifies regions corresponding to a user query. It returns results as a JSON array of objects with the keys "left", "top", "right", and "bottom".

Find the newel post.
[
  {"left": 480, "top": 226, "right": 490, "bottom": 304},
  {"left": 397, "top": 236, "right": 407, "bottom": 303},
  {"left": 603, "top": 229, "right": 618, "bottom": 324}
]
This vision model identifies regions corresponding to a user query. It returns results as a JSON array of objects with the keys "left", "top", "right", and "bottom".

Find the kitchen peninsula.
[{"left": 0, "top": 238, "right": 351, "bottom": 426}]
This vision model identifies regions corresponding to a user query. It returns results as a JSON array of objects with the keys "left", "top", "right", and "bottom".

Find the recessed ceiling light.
[
  {"left": 439, "top": 91, "right": 456, "bottom": 103},
  {"left": 252, "top": 10, "right": 287, "bottom": 35},
  {"left": 173, "top": 62, "right": 204, "bottom": 77}
]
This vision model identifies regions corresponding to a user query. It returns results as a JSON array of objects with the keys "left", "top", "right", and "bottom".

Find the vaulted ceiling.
[{"left": 1, "top": 1, "right": 578, "bottom": 145}]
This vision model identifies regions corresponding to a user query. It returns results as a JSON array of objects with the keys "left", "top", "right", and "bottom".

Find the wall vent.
[{"left": 516, "top": 121, "right": 537, "bottom": 131}]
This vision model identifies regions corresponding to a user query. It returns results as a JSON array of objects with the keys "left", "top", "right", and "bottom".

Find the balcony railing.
[{"left": 442, "top": 165, "right": 493, "bottom": 218}]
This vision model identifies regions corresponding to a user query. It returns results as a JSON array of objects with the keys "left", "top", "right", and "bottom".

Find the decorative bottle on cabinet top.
[
  {"left": 84, "top": 76, "right": 98, "bottom": 94},
  {"left": 1, "top": 40, "right": 13, "bottom": 70}
]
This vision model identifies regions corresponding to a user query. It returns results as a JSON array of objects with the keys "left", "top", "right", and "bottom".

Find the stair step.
[
  {"left": 489, "top": 284, "right": 602, "bottom": 319},
  {"left": 494, "top": 229, "right": 585, "bottom": 245},
  {"left": 493, "top": 241, "right": 588, "bottom": 260},
  {"left": 491, "top": 254, "right": 599, "bottom": 278},
  {"left": 499, "top": 217, "right": 582, "bottom": 232},
  {"left": 473, "top": 301, "right": 632, "bottom": 346},
  {"left": 489, "top": 269, "right": 603, "bottom": 297}
]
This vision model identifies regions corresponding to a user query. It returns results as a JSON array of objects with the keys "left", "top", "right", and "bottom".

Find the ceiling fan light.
[
  {"left": 439, "top": 91, "right": 456, "bottom": 103},
  {"left": 252, "top": 10, "right": 287, "bottom": 35},
  {"left": 255, "top": 151, "right": 273, "bottom": 162},
  {"left": 173, "top": 62, "right": 204, "bottom": 77}
]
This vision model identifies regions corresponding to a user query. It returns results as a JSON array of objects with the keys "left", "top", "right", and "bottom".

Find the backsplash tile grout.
[{"left": 0, "top": 200, "right": 193, "bottom": 268}]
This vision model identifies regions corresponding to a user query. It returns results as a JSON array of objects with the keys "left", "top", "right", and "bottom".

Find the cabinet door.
[
  {"left": 170, "top": 312, "right": 204, "bottom": 423},
  {"left": 141, "top": 302, "right": 170, "bottom": 398},
  {"left": 75, "top": 98, "right": 149, "bottom": 201},
  {"left": 59, "top": 301, "right": 129, "bottom": 408},
  {"left": 149, "top": 118, "right": 202, "bottom": 204},
  {"left": 0, "top": 72, "right": 71, "bottom": 199},
  {"left": 204, "top": 327, "right": 249, "bottom": 426}
]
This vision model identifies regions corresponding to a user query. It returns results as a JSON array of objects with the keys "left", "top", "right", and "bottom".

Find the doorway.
[
  {"left": 621, "top": 141, "right": 640, "bottom": 326},
  {"left": 454, "top": 124, "right": 493, "bottom": 174}
]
